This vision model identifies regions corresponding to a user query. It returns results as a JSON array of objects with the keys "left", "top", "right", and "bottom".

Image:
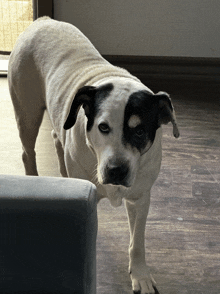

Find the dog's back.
[{"left": 8, "top": 17, "right": 104, "bottom": 146}]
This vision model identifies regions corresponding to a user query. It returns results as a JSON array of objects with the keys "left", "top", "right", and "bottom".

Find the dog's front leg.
[{"left": 125, "top": 193, "right": 156, "bottom": 294}]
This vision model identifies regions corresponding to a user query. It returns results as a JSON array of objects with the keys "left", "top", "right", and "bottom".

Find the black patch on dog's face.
[
  {"left": 86, "top": 83, "right": 114, "bottom": 131},
  {"left": 123, "top": 91, "right": 160, "bottom": 152}
]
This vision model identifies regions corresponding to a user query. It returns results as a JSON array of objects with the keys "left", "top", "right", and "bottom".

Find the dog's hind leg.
[
  {"left": 19, "top": 108, "right": 45, "bottom": 176},
  {"left": 8, "top": 49, "right": 48, "bottom": 176},
  {"left": 14, "top": 111, "right": 45, "bottom": 176},
  {"left": 51, "top": 130, "right": 68, "bottom": 177},
  {"left": 9, "top": 85, "right": 45, "bottom": 176}
]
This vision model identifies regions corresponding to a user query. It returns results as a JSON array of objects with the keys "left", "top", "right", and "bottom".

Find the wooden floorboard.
[{"left": 0, "top": 77, "right": 219, "bottom": 293}]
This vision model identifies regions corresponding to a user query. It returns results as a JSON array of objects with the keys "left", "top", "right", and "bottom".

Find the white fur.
[
  {"left": 8, "top": 18, "right": 170, "bottom": 294},
  {"left": 128, "top": 115, "right": 142, "bottom": 128}
]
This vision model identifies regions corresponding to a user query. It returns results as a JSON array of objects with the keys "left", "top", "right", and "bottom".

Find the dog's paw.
[
  {"left": 131, "top": 275, "right": 156, "bottom": 294},
  {"left": 130, "top": 265, "right": 157, "bottom": 294},
  {"left": 132, "top": 286, "right": 159, "bottom": 294}
]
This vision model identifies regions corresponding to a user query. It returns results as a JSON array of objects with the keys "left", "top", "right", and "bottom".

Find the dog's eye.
[
  {"left": 98, "top": 123, "right": 110, "bottom": 134},
  {"left": 135, "top": 128, "right": 145, "bottom": 137}
]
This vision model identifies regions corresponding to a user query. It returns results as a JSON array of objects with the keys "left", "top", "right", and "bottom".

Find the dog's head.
[{"left": 64, "top": 79, "right": 179, "bottom": 188}]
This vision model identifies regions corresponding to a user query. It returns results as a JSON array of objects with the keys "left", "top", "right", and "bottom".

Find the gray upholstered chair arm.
[{"left": 0, "top": 175, "right": 97, "bottom": 294}]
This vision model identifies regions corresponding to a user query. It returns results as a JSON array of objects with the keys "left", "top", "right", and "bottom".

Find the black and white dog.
[{"left": 8, "top": 17, "right": 179, "bottom": 294}]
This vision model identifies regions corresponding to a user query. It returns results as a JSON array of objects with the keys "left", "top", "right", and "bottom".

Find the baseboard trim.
[
  {"left": 103, "top": 55, "right": 220, "bottom": 83},
  {"left": 2, "top": 54, "right": 220, "bottom": 83}
]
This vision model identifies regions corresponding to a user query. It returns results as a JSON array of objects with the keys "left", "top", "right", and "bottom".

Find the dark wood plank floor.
[{"left": 0, "top": 77, "right": 219, "bottom": 294}]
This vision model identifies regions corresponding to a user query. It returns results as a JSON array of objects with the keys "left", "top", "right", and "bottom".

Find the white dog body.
[{"left": 8, "top": 17, "right": 179, "bottom": 294}]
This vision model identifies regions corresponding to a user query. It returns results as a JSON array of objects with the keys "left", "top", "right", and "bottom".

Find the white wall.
[{"left": 54, "top": 0, "right": 220, "bottom": 58}]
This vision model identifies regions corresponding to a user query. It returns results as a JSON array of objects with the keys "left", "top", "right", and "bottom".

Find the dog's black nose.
[{"left": 105, "top": 162, "right": 129, "bottom": 186}]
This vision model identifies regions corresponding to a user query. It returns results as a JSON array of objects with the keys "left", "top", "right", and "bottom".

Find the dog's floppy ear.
[
  {"left": 64, "top": 86, "right": 96, "bottom": 130},
  {"left": 155, "top": 92, "right": 180, "bottom": 138}
]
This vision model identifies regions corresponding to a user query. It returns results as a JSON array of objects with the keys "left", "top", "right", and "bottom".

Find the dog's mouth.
[
  {"left": 103, "top": 180, "right": 131, "bottom": 188},
  {"left": 104, "top": 184, "right": 130, "bottom": 207},
  {"left": 101, "top": 177, "right": 131, "bottom": 188}
]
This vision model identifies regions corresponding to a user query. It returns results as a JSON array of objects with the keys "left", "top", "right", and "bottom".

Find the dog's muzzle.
[{"left": 103, "top": 161, "right": 130, "bottom": 187}]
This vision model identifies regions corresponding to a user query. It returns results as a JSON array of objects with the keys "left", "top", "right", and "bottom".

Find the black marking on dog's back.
[
  {"left": 123, "top": 90, "right": 160, "bottom": 152},
  {"left": 86, "top": 83, "right": 114, "bottom": 131}
]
